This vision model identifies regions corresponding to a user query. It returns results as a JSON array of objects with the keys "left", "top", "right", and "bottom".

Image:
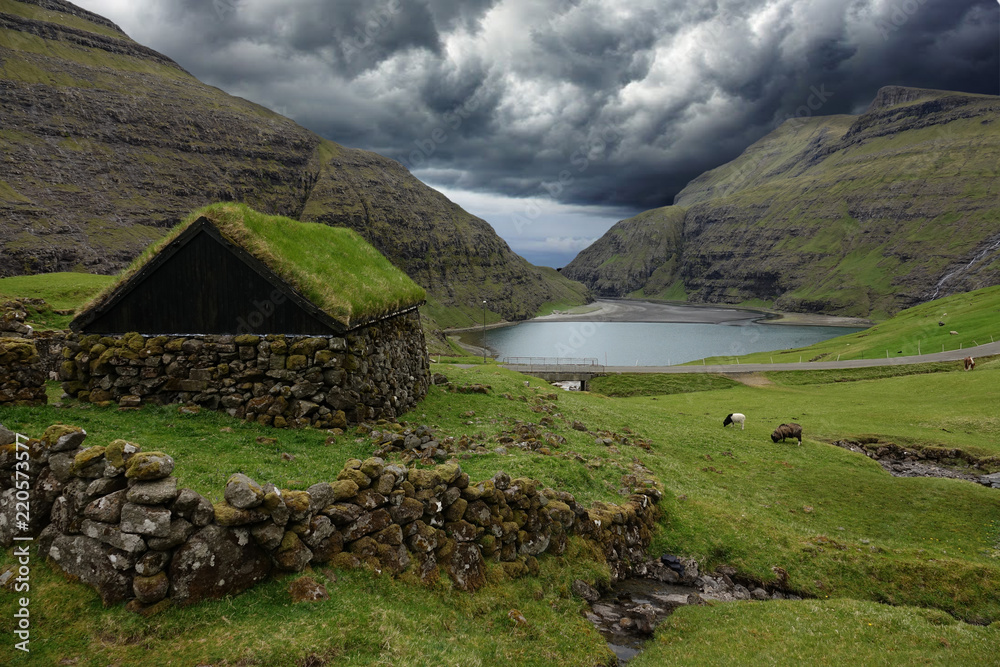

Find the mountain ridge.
[
  {"left": 0, "top": 0, "right": 587, "bottom": 326},
  {"left": 565, "top": 86, "right": 1000, "bottom": 318}
]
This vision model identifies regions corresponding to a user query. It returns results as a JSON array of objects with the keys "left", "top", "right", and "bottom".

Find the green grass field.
[
  {"left": 696, "top": 284, "right": 1000, "bottom": 365},
  {"left": 0, "top": 272, "right": 114, "bottom": 329},
  {"left": 3, "top": 282, "right": 1000, "bottom": 664},
  {"left": 3, "top": 352, "right": 1000, "bottom": 665}
]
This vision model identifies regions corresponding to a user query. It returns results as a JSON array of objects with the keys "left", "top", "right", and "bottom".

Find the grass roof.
[{"left": 81, "top": 203, "right": 425, "bottom": 329}]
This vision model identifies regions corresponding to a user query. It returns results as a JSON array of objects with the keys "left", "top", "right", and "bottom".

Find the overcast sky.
[{"left": 74, "top": 0, "right": 999, "bottom": 267}]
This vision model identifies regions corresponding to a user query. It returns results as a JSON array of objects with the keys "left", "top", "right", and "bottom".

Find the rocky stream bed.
[
  {"left": 578, "top": 556, "right": 803, "bottom": 663},
  {"left": 830, "top": 439, "right": 1000, "bottom": 488}
]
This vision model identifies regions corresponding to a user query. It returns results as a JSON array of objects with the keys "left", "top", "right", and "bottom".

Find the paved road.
[{"left": 505, "top": 341, "right": 1000, "bottom": 375}]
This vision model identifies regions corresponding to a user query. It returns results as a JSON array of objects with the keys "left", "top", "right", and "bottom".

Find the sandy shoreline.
[{"left": 531, "top": 299, "right": 872, "bottom": 328}]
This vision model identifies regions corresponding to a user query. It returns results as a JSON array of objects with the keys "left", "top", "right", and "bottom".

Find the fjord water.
[{"left": 474, "top": 319, "right": 862, "bottom": 366}]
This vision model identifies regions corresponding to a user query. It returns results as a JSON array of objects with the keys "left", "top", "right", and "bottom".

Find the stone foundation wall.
[
  {"left": 59, "top": 310, "right": 429, "bottom": 428},
  {"left": 0, "top": 338, "right": 47, "bottom": 406},
  {"left": 0, "top": 424, "right": 661, "bottom": 611},
  {"left": 32, "top": 330, "right": 69, "bottom": 377}
]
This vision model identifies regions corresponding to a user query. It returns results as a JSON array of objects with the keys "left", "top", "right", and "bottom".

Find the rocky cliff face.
[
  {"left": 561, "top": 206, "right": 685, "bottom": 297},
  {"left": 0, "top": 0, "right": 586, "bottom": 323},
  {"left": 565, "top": 87, "right": 1000, "bottom": 317}
]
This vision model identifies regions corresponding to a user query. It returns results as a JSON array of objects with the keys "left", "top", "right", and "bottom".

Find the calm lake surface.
[{"left": 464, "top": 303, "right": 863, "bottom": 366}]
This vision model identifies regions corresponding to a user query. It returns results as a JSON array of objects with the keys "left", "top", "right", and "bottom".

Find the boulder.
[
  {"left": 306, "top": 482, "right": 335, "bottom": 512},
  {"left": 147, "top": 518, "right": 196, "bottom": 550},
  {"left": 571, "top": 579, "right": 601, "bottom": 601},
  {"left": 251, "top": 522, "right": 285, "bottom": 551},
  {"left": 329, "top": 479, "right": 359, "bottom": 502},
  {"left": 47, "top": 534, "right": 132, "bottom": 606},
  {"left": 172, "top": 489, "right": 215, "bottom": 527},
  {"left": 83, "top": 489, "right": 128, "bottom": 523},
  {"left": 388, "top": 497, "right": 425, "bottom": 525},
  {"left": 126, "top": 477, "right": 179, "bottom": 505},
  {"left": 43, "top": 424, "right": 87, "bottom": 452},
  {"left": 213, "top": 501, "right": 268, "bottom": 527},
  {"left": 342, "top": 509, "right": 392, "bottom": 542},
  {"left": 81, "top": 519, "right": 147, "bottom": 556},
  {"left": 133, "top": 572, "right": 170, "bottom": 604},
  {"left": 311, "top": 532, "right": 344, "bottom": 563},
  {"left": 86, "top": 477, "right": 128, "bottom": 498},
  {"left": 225, "top": 473, "right": 265, "bottom": 509},
  {"left": 135, "top": 551, "right": 171, "bottom": 577},
  {"left": 303, "top": 515, "right": 336, "bottom": 549},
  {"left": 126, "top": 452, "right": 174, "bottom": 480},
  {"left": 104, "top": 439, "right": 140, "bottom": 468},
  {"left": 120, "top": 503, "right": 172, "bottom": 538},
  {"left": 288, "top": 575, "right": 329, "bottom": 603},
  {"left": 323, "top": 503, "right": 363, "bottom": 526},
  {"left": 274, "top": 531, "right": 313, "bottom": 572},
  {"left": 446, "top": 542, "right": 487, "bottom": 592},
  {"left": 169, "top": 524, "right": 272, "bottom": 605}
]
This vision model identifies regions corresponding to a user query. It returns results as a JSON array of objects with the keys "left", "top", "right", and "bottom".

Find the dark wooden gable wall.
[{"left": 77, "top": 224, "right": 340, "bottom": 336}]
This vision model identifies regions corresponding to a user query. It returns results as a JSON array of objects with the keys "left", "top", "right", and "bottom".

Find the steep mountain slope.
[
  {"left": 564, "top": 87, "right": 1000, "bottom": 318},
  {"left": 0, "top": 0, "right": 586, "bottom": 323}
]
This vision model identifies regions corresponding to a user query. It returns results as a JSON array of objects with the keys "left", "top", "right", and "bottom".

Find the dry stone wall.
[
  {"left": 59, "top": 311, "right": 429, "bottom": 427},
  {"left": 0, "top": 338, "right": 47, "bottom": 406},
  {"left": 0, "top": 424, "right": 661, "bottom": 611}
]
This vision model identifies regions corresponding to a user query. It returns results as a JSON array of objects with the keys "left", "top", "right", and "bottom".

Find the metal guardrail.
[{"left": 501, "top": 357, "right": 603, "bottom": 371}]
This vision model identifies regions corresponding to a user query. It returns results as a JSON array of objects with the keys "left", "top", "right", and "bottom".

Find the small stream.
[
  {"left": 585, "top": 578, "right": 702, "bottom": 662},
  {"left": 581, "top": 557, "right": 803, "bottom": 664}
]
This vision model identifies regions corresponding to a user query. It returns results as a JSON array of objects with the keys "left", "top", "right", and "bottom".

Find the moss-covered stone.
[
  {"left": 336, "top": 468, "right": 371, "bottom": 490},
  {"left": 408, "top": 468, "right": 438, "bottom": 490},
  {"left": 124, "top": 332, "right": 145, "bottom": 351},
  {"left": 360, "top": 457, "right": 384, "bottom": 479},
  {"left": 435, "top": 462, "right": 461, "bottom": 485},
  {"left": 71, "top": 446, "right": 106, "bottom": 474},
  {"left": 42, "top": 424, "right": 87, "bottom": 451},
  {"left": 329, "top": 479, "right": 359, "bottom": 501},
  {"left": 282, "top": 490, "right": 312, "bottom": 517},
  {"left": 286, "top": 355, "right": 308, "bottom": 371},
  {"left": 213, "top": 501, "right": 268, "bottom": 526},
  {"left": 104, "top": 439, "right": 139, "bottom": 468},
  {"left": 125, "top": 451, "right": 175, "bottom": 480},
  {"left": 133, "top": 571, "right": 169, "bottom": 604}
]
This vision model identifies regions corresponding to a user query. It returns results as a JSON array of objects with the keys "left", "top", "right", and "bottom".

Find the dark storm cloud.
[{"left": 81, "top": 0, "right": 999, "bottom": 211}]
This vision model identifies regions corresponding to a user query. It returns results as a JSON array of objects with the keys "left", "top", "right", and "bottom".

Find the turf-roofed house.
[{"left": 63, "top": 204, "right": 430, "bottom": 427}]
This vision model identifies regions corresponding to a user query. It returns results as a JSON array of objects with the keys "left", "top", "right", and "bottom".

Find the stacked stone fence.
[
  {"left": 0, "top": 338, "right": 47, "bottom": 406},
  {"left": 32, "top": 329, "right": 69, "bottom": 376},
  {"left": 58, "top": 310, "right": 430, "bottom": 428},
  {"left": 0, "top": 424, "right": 662, "bottom": 611}
]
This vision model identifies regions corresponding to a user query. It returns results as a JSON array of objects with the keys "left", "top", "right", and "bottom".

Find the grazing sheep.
[
  {"left": 963, "top": 356, "right": 975, "bottom": 371},
  {"left": 723, "top": 413, "right": 746, "bottom": 430},
  {"left": 771, "top": 423, "right": 802, "bottom": 445}
]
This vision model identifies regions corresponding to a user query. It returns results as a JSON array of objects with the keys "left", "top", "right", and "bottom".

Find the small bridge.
[{"left": 500, "top": 357, "right": 605, "bottom": 389}]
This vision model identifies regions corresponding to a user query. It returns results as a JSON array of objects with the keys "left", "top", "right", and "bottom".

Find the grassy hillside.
[
  {"left": 3, "top": 353, "right": 1000, "bottom": 664},
  {"left": 0, "top": 271, "right": 114, "bottom": 329},
  {"left": 0, "top": 0, "right": 587, "bottom": 327},
  {"left": 696, "top": 284, "right": 1000, "bottom": 365},
  {"left": 566, "top": 87, "right": 1000, "bottom": 318}
]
